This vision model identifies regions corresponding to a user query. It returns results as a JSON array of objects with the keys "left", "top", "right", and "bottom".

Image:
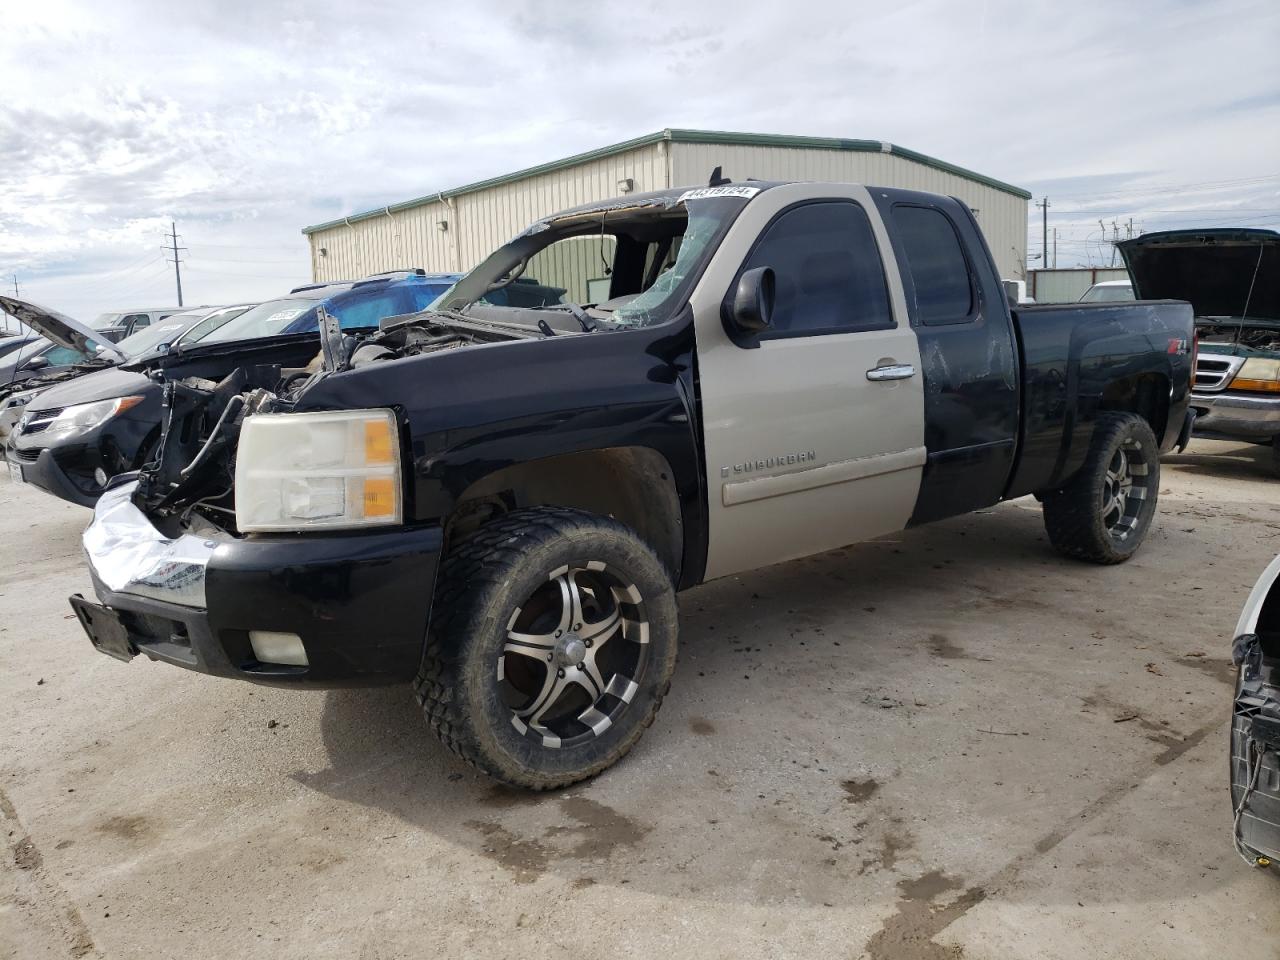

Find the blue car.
[{"left": 197, "top": 271, "right": 462, "bottom": 344}]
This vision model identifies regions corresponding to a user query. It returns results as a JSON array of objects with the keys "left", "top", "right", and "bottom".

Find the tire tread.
[{"left": 414, "top": 506, "right": 675, "bottom": 790}]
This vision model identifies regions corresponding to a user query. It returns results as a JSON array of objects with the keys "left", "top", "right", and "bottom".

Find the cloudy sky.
[{"left": 1, "top": 0, "right": 1277, "bottom": 327}]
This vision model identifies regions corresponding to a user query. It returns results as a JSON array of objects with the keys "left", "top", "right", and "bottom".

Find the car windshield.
[
  {"left": 432, "top": 194, "right": 754, "bottom": 328},
  {"left": 115, "top": 310, "right": 230, "bottom": 359},
  {"left": 1081, "top": 284, "right": 1134, "bottom": 303},
  {"left": 195, "top": 298, "right": 321, "bottom": 344},
  {"left": 282, "top": 282, "right": 456, "bottom": 333}
]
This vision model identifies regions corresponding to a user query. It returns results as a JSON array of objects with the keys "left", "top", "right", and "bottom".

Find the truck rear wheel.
[
  {"left": 415, "top": 506, "right": 678, "bottom": 789},
  {"left": 1041, "top": 412, "right": 1160, "bottom": 564}
]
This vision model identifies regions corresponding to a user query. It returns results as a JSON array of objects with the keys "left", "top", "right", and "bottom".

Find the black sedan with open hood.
[{"left": 1119, "top": 228, "right": 1280, "bottom": 472}]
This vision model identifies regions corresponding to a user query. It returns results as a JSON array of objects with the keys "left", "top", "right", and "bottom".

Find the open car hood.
[
  {"left": 0, "top": 295, "right": 125, "bottom": 362},
  {"left": 1117, "top": 229, "right": 1280, "bottom": 323}
]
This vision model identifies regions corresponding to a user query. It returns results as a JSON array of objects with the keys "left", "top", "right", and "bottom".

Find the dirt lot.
[{"left": 1, "top": 437, "right": 1277, "bottom": 959}]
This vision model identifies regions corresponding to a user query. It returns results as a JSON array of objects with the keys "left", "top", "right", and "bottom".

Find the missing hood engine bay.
[{"left": 135, "top": 310, "right": 532, "bottom": 527}]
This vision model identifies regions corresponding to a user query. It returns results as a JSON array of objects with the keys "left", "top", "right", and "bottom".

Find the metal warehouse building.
[{"left": 302, "top": 128, "right": 1030, "bottom": 285}]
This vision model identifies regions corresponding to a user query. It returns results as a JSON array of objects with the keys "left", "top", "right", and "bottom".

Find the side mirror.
[
  {"left": 155, "top": 342, "right": 171, "bottom": 355},
  {"left": 21, "top": 355, "right": 49, "bottom": 371},
  {"left": 729, "top": 266, "right": 775, "bottom": 336}
]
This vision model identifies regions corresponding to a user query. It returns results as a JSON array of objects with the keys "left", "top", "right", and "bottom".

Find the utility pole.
[
  {"left": 1052, "top": 228, "right": 1058, "bottom": 269},
  {"left": 1036, "top": 198, "right": 1050, "bottom": 272},
  {"left": 166, "top": 222, "right": 185, "bottom": 307},
  {"left": 10, "top": 274, "right": 17, "bottom": 297}
]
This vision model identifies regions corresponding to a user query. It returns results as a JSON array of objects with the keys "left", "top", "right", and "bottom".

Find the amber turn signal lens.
[
  {"left": 363, "top": 476, "right": 396, "bottom": 518},
  {"left": 364, "top": 418, "right": 395, "bottom": 465},
  {"left": 1229, "top": 378, "right": 1280, "bottom": 393}
]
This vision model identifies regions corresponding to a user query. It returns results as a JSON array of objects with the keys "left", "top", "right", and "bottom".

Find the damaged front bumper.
[{"left": 73, "top": 480, "right": 444, "bottom": 686}]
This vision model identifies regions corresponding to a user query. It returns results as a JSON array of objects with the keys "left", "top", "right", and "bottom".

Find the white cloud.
[{"left": 1, "top": 0, "right": 1277, "bottom": 314}]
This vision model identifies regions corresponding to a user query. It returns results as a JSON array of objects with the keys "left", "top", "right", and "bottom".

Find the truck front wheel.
[
  {"left": 1041, "top": 412, "right": 1161, "bottom": 564},
  {"left": 415, "top": 506, "right": 679, "bottom": 789}
]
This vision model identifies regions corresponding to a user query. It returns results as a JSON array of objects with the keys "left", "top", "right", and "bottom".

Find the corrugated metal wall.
[
  {"left": 307, "top": 138, "right": 1027, "bottom": 285},
  {"left": 1028, "top": 267, "right": 1129, "bottom": 304},
  {"left": 308, "top": 144, "right": 665, "bottom": 284},
  {"left": 670, "top": 143, "right": 1028, "bottom": 280}
]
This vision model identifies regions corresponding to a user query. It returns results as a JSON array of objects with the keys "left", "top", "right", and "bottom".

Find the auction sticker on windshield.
[{"left": 677, "top": 185, "right": 762, "bottom": 202}]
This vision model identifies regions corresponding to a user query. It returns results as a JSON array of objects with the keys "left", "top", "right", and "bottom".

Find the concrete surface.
[{"left": 1, "top": 437, "right": 1277, "bottom": 960}]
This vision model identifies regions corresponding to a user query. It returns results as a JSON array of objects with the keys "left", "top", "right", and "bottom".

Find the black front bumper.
[
  {"left": 6, "top": 445, "right": 98, "bottom": 507},
  {"left": 77, "top": 482, "right": 443, "bottom": 687}
]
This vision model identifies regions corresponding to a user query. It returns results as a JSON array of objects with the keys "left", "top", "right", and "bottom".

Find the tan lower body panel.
[
  {"left": 708, "top": 462, "right": 925, "bottom": 579},
  {"left": 722, "top": 446, "right": 926, "bottom": 506}
]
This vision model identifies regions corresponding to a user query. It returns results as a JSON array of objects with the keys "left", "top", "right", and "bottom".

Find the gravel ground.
[{"left": 1, "top": 437, "right": 1277, "bottom": 959}]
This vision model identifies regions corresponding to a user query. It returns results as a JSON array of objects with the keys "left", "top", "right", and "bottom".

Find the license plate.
[
  {"left": 68, "top": 594, "right": 136, "bottom": 663},
  {"left": 6, "top": 462, "right": 23, "bottom": 484}
]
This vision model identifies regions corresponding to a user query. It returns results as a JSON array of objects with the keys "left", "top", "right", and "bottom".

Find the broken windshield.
[{"left": 432, "top": 194, "right": 753, "bottom": 328}]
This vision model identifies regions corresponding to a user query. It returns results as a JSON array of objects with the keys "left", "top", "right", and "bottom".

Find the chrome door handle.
[{"left": 866, "top": 363, "right": 916, "bottom": 382}]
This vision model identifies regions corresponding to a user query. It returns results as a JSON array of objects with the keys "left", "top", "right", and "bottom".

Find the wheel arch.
[
  {"left": 1097, "top": 372, "right": 1171, "bottom": 445},
  {"left": 445, "top": 445, "right": 685, "bottom": 584}
]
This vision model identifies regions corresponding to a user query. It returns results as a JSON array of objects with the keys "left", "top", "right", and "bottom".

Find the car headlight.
[
  {"left": 40, "top": 396, "right": 144, "bottom": 440},
  {"left": 1232, "top": 357, "right": 1280, "bottom": 393},
  {"left": 234, "top": 409, "right": 403, "bottom": 532}
]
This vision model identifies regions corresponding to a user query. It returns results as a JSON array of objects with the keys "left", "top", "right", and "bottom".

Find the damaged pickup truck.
[
  {"left": 1119, "top": 228, "right": 1280, "bottom": 474},
  {"left": 71, "top": 181, "right": 1194, "bottom": 788}
]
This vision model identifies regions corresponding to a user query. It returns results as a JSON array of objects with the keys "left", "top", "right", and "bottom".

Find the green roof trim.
[{"left": 301, "top": 128, "right": 1030, "bottom": 235}]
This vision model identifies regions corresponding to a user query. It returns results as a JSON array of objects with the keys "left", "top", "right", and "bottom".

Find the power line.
[
  {"left": 186, "top": 241, "right": 307, "bottom": 251},
  {"left": 186, "top": 255, "right": 306, "bottom": 265},
  {"left": 1045, "top": 172, "right": 1280, "bottom": 202},
  {"left": 183, "top": 263, "right": 307, "bottom": 281}
]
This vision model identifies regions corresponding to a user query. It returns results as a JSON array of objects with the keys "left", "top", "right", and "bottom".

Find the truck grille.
[
  {"left": 12, "top": 447, "right": 40, "bottom": 463},
  {"left": 1193, "top": 353, "right": 1245, "bottom": 393}
]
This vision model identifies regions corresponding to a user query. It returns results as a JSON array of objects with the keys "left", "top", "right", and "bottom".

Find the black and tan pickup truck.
[{"left": 69, "top": 180, "right": 1194, "bottom": 787}]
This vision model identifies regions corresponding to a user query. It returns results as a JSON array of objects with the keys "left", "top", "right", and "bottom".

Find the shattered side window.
[{"left": 613, "top": 210, "right": 721, "bottom": 327}]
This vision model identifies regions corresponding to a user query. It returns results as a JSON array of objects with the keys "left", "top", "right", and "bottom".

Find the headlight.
[
  {"left": 234, "top": 409, "right": 403, "bottom": 532},
  {"left": 1232, "top": 357, "right": 1280, "bottom": 393},
  {"left": 40, "top": 396, "right": 144, "bottom": 440}
]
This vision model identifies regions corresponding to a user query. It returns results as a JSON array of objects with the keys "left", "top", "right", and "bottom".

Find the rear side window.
[
  {"left": 741, "top": 201, "right": 893, "bottom": 336},
  {"left": 892, "top": 206, "right": 974, "bottom": 325}
]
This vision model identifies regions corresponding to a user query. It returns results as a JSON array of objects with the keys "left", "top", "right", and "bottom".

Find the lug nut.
[
  {"left": 577, "top": 664, "right": 585, "bottom": 671},
  {"left": 575, "top": 623, "right": 582, "bottom": 630},
  {"left": 547, "top": 654, "right": 554, "bottom": 661},
  {"left": 557, "top": 669, "right": 566, "bottom": 678},
  {"left": 555, "top": 630, "right": 562, "bottom": 638},
  {"left": 584, "top": 638, "right": 592, "bottom": 647}
]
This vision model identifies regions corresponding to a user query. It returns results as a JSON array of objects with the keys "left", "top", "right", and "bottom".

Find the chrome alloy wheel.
[
  {"left": 500, "top": 564, "right": 650, "bottom": 749},
  {"left": 1101, "top": 437, "right": 1149, "bottom": 541}
]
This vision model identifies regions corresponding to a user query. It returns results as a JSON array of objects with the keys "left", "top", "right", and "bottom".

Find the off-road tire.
[
  {"left": 414, "top": 506, "right": 678, "bottom": 790},
  {"left": 1042, "top": 412, "right": 1160, "bottom": 564}
]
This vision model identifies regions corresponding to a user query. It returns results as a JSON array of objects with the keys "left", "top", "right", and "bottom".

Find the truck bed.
[{"left": 1006, "top": 299, "right": 1195, "bottom": 498}]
